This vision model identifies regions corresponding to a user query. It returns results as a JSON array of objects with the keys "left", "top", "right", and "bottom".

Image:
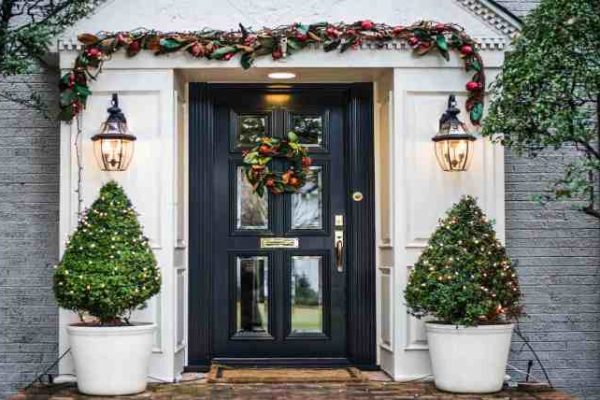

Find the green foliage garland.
[
  {"left": 243, "top": 132, "right": 311, "bottom": 196},
  {"left": 53, "top": 181, "right": 161, "bottom": 325},
  {"left": 405, "top": 196, "right": 522, "bottom": 326},
  {"left": 482, "top": 0, "right": 600, "bottom": 219},
  {"left": 59, "top": 20, "right": 486, "bottom": 123}
]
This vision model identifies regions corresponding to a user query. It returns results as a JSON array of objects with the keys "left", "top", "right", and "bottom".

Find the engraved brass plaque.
[{"left": 260, "top": 237, "right": 299, "bottom": 249}]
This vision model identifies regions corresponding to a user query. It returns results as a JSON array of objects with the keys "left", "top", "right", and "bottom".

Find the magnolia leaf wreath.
[
  {"left": 59, "top": 20, "right": 485, "bottom": 123},
  {"left": 243, "top": 132, "right": 312, "bottom": 196}
]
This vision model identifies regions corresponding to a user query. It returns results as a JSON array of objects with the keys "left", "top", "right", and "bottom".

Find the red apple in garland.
[
  {"left": 360, "top": 20, "right": 374, "bottom": 30},
  {"left": 460, "top": 44, "right": 474, "bottom": 56},
  {"left": 466, "top": 81, "right": 482, "bottom": 91}
]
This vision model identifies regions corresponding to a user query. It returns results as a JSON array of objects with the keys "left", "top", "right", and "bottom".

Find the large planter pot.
[
  {"left": 67, "top": 323, "right": 155, "bottom": 395},
  {"left": 426, "top": 323, "right": 514, "bottom": 393}
]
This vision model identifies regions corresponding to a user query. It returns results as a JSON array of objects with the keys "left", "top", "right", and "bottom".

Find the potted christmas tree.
[
  {"left": 53, "top": 181, "right": 161, "bottom": 395},
  {"left": 405, "top": 196, "right": 522, "bottom": 393}
]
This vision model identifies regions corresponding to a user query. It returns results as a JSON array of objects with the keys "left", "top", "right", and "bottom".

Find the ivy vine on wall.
[{"left": 59, "top": 20, "right": 486, "bottom": 123}]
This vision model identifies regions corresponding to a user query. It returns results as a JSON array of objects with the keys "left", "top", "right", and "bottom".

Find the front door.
[{"left": 188, "top": 83, "right": 375, "bottom": 367}]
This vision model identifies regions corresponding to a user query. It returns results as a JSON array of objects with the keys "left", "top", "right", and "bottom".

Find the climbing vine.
[{"left": 59, "top": 20, "right": 485, "bottom": 123}]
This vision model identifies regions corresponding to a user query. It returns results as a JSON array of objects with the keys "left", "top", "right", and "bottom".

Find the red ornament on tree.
[
  {"left": 360, "top": 20, "right": 374, "bottom": 30},
  {"left": 466, "top": 81, "right": 482, "bottom": 91}
]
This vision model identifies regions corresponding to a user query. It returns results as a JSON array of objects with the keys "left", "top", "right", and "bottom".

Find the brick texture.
[
  {"left": 1, "top": 1, "right": 599, "bottom": 399},
  {"left": 0, "top": 68, "right": 60, "bottom": 399},
  {"left": 505, "top": 149, "right": 600, "bottom": 399}
]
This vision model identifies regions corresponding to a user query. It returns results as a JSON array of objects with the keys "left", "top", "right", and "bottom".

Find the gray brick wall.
[
  {"left": 0, "top": 68, "right": 60, "bottom": 399},
  {"left": 494, "top": 0, "right": 540, "bottom": 17},
  {"left": 505, "top": 149, "right": 600, "bottom": 399}
]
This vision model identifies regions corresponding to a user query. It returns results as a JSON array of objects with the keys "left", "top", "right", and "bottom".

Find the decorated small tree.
[
  {"left": 405, "top": 196, "right": 522, "bottom": 326},
  {"left": 53, "top": 181, "right": 161, "bottom": 325}
]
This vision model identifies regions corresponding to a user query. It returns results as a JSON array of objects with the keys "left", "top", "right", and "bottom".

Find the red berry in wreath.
[
  {"left": 259, "top": 144, "right": 271, "bottom": 155},
  {"left": 460, "top": 44, "right": 474, "bottom": 56},
  {"left": 301, "top": 157, "right": 312, "bottom": 167},
  {"left": 466, "top": 81, "right": 482, "bottom": 92},
  {"left": 360, "top": 20, "right": 374, "bottom": 30},
  {"left": 266, "top": 178, "right": 276, "bottom": 187},
  {"left": 222, "top": 52, "right": 234, "bottom": 61}
]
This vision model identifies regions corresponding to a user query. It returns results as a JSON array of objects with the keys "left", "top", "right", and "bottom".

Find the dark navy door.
[{"left": 211, "top": 86, "right": 348, "bottom": 359}]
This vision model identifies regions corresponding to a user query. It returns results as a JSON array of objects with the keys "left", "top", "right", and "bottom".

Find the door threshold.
[{"left": 184, "top": 358, "right": 379, "bottom": 372}]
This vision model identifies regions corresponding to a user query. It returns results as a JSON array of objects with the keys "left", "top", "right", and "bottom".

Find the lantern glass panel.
[
  {"left": 93, "top": 136, "right": 135, "bottom": 171},
  {"left": 434, "top": 138, "right": 474, "bottom": 172}
]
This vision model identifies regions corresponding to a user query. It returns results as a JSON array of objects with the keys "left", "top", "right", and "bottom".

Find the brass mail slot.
[{"left": 260, "top": 237, "right": 299, "bottom": 249}]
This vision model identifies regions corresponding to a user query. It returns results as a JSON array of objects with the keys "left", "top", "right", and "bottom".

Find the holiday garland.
[
  {"left": 243, "top": 132, "right": 311, "bottom": 196},
  {"left": 59, "top": 20, "right": 485, "bottom": 123}
]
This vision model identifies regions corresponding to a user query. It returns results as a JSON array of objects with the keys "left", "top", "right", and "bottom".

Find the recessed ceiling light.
[{"left": 268, "top": 72, "right": 296, "bottom": 80}]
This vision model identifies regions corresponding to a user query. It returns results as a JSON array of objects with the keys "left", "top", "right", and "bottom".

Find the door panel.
[{"left": 212, "top": 87, "right": 346, "bottom": 358}]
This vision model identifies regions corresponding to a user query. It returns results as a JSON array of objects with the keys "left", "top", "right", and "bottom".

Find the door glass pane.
[
  {"left": 291, "top": 167, "right": 322, "bottom": 230},
  {"left": 237, "top": 167, "right": 268, "bottom": 230},
  {"left": 291, "top": 114, "right": 322, "bottom": 146},
  {"left": 291, "top": 256, "right": 323, "bottom": 333},
  {"left": 237, "top": 115, "right": 267, "bottom": 148},
  {"left": 236, "top": 256, "right": 269, "bottom": 334}
]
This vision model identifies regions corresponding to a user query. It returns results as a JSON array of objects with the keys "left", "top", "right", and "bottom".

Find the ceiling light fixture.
[{"left": 267, "top": 72, "right": 296, "bottom": 80}]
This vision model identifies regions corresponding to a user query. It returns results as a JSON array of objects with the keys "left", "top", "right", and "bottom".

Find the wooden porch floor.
[{"left": 13, "top": 371, "right": 574, "bottom": 400}]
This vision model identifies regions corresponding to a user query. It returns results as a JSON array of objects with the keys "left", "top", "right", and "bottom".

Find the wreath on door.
[{"left": 242, "top": 131, "right": 312, "bottom": 196}]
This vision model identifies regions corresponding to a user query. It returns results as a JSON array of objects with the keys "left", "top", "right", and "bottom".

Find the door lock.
[{"left": 335, "top": 230, "right": 344, "bottom": 272}]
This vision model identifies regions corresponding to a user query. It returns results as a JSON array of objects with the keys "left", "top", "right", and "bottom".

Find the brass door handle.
[{"left": 335, "top": 231, "right": 344, "bottom": 272}]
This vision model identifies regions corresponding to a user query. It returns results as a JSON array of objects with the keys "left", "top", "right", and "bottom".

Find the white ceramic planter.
[
  {"left": 67, "top": 323, "right": 155, "bottom": 395},
  {"left": 426, "top": 323, "right": 514, "bottom": 393}
]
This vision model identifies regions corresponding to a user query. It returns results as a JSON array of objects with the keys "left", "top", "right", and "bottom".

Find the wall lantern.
[
  {"left": 432, "top": 94, "right": 476, "bottom": 172},
  {"left": 91, "top": 93, "right": 136, "bottom": 171}
]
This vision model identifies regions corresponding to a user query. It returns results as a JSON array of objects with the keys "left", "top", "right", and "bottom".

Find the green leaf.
[
  {"left": 435, "top": 34, "right": 448, "bottom": 51},
  {"left": 470, "top": 102, "right": 484, "bottom": 123},
  {"left": 340, "top": 37, "right": 357, "bottom": 53},
  {"left": 240, "top": 53, "right": 255, "bottom": 70},
  {"left": 323, "top": 39, "right": 341, "bottom": 52},
  {"left": 470, "top": 58, "right": 481, "bottom": 72},
  {"left": 60, "top": 90, "right": 75, "bottom": 106},
  {"left": 296, "top": 24, "right": 309, "bottom": 35},
  {"left": 210, "top": 46, "right": 237, "bottom": 59},
  {"left": 74, "top": 84, "right": 92, "bottom": 98},
  {"left": 287, "top": 131, "right": 298, "bottom": 141},
  {"left": 159, "top": 38, "right": 183, "bottom": 51},
  {"left": 287, "top": 38, "right": 303, "bottom": 50}
]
